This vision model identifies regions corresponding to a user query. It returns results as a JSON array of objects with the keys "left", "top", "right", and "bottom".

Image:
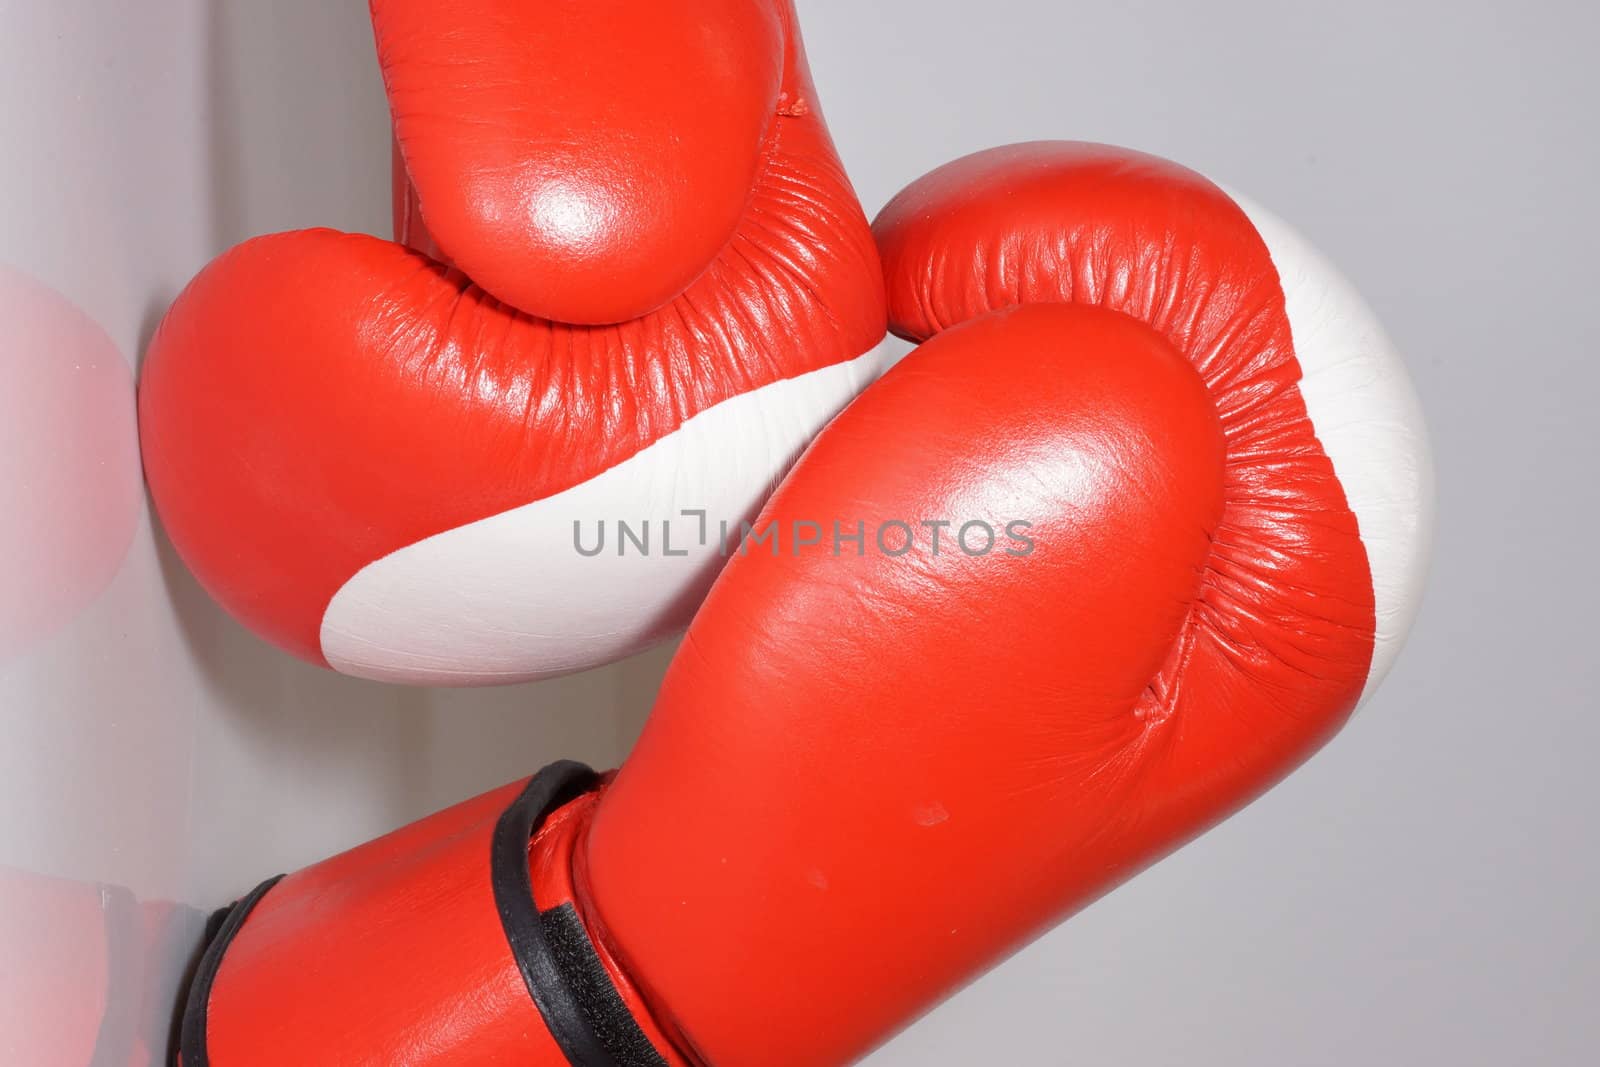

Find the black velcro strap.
[
  {"left": 492, "top": 761, "right": 669, "bottom": 1067},
  {"left": 539, "top": 903, "right": 672, "bottom": 1067},
  {"left": 179, "top": 873, "right": 285, "bottom": 1067}
]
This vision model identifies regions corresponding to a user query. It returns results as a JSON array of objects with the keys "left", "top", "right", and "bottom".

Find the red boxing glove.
[
  {"left": 586, "top": 141, "right": 1434, "bottom": 1063},
  {"left": 139, "top": 0, "right": 888, "bottom": 686},
  {"left": 178, "top": 143, "right": 1431, "bottom": 1066}
]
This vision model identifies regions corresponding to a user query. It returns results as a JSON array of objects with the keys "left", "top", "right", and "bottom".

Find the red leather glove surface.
[
  {"left": 583, "top": 141, "right": 1433, "bottom": 1065},
  {"left": 176, "top": 143, "right": 1431, "bottom": 1067},
  {"left": 139, "top": 0, "right": 888, "bottom": 686}
]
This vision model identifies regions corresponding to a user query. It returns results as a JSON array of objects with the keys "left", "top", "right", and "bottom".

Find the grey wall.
[{"left": 795, "top": 2, "right": 1596, "bottom": 1064}]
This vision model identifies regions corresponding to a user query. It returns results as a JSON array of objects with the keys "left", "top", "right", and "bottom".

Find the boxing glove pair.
[
  {"left": 140, "top": 0, "right": 890, "bottom": 686},
  {"left": 177, "top": 136, "right": 1431, "bottom": 1065}
]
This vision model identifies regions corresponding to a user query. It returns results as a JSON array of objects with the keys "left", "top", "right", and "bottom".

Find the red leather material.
[
  {"left": 390, "top": 137, "right": 444, "bottom": 265},
  {"left": 576, "top": 144, "right": 1379, "bottom": 1066},
  {"left": 195, "top": 777, "right": 685, "bottom": 1066},
  {"left": 138, "top": 0, "right": 885, "bottom": 673},
  {"left": 202, "top": 782, "right": 559, "bottom": 1064},
  {"left": 175, "top": 142, "right": 1409, "bottom": 1065},
  {"left": 372, "top": 0, "right": 784, "bottom": 323}
]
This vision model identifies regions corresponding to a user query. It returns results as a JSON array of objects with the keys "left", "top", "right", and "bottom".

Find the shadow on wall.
[{"left": 205, "top": 0, "right": 392, "bottom": 249}]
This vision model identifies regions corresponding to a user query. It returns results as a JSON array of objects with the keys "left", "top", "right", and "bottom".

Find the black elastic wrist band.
[
  {"left": 179, "top": 872, "right": 284, "bottom": 1067},
  {"left": 492, "top": 761, "right": 669, "bottom": 1067}
]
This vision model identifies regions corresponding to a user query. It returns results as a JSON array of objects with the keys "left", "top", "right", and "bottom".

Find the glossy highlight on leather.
[{"left": 376, "top": 0, "right": 785, "bottom": 324}]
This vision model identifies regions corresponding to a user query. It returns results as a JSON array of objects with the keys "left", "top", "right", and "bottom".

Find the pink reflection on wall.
[
  {"left": 0, "top": 865, "right": 196, "bottom": 1066},
  {"left": 0, "top": 266, "right": 140, "bottom": 661},
  {"left": 0, "top": 866, "right": 128, "bottom": 1064}
]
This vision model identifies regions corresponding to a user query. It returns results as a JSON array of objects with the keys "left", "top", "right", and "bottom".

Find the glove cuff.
[{"left": 179, "top": 763, "right": 684, "bottom": 1067}]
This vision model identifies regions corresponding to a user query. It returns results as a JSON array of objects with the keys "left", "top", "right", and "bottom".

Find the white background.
[{"left": 0, "top": 1, "right": 1594, "bottom": 1063}]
